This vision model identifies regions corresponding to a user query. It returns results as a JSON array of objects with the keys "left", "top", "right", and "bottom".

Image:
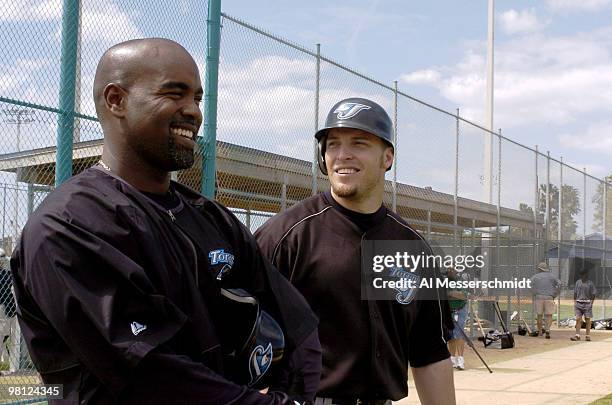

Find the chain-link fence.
[
  {"left": 1, "top": 0, "right": 612, "bottom": 398},
  {"left": 215, "top": 12, "right": 612, "bottom": 330},
  {"left": 0, "top": 0, "right": 211, "bottom": 398}
]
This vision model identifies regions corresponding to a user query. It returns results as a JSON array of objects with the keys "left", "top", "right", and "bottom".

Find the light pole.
[{"left": 484, "top": 0, "right": 495, "bottom": 205}]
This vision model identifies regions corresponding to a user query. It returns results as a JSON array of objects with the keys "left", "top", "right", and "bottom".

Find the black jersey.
[
  {"left": 10, "top": 166, "right": 317, "bottom": 404},
  {"left": 255, "top": 193, "right": 450, "bottom": 400}
]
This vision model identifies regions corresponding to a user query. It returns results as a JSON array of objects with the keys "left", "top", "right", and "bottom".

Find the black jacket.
[
  {"left": 11, "top": 166, "right": 317, "bottom": 404},
  {"left": 255, "top": 193, "right": 451, "bottom": 400}
]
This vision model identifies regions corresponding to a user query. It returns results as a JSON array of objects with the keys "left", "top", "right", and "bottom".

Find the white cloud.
[
  {"left": 216, "top": 55, "right": 392, "bottom": 160},
  {"left": 400, "top": 69, "right": 441, "bottom": 85},
  {"left": 559, "top": 122, "right": 612, "bottom": 156},
  {"left": 33, "top": 0, "right": 61, "bottom": 19},
  {"left": 400, "top": 30, "right": 612, "bottom": 129},
  {"left": 499, "top": 8, "right": 549, "bottom": 35},
  {"left": 0, "top": 58, "right": 53, "bottom": 103},
  {"left": 0, "top": 0, "right": 60, "bottom": 21},
  {"left": 78, "top": 0, "right": 142, "bottom": 44},
  {"left": 1, "top": 0, "right": 142, "bottom": 46},
  {"left": 546, "top": 0, "right": 612, "bottom": 12}
]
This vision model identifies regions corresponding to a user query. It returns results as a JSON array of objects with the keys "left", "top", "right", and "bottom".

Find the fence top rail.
[
  {"left": 538, "top": 148, "right": 612, "bottom": 186},
  {"left": 1, "top": 96, "right": 98, "bottom": 122},
  {"left": 221, "top": 13, "right": 316, "bottom": 56}
]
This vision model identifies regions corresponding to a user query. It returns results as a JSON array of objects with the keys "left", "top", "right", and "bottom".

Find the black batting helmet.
[
  {"left": 315, "top": 97, "right": 394, "bottom": 175},
  {"left": 218, "top": 288, "right": 285, "bottom": 389}
]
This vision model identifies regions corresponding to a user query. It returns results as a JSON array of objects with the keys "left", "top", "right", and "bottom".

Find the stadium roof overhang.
[{"left": 0, "top": 138, "right": 542, "bottom": 233}]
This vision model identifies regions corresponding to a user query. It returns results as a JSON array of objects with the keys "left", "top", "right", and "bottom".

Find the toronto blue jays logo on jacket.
[
  {"left": 248, "top": 343, "right": 273, "bottom": 386},
  {"left": 388, "top": 266, "right": 420, "bottom": 305},
  {"left": 208, "top": 249, "right": 235, "bottom": 281},
  {"left": 333, "top": 102, "right": 371, "bottom": 119}
]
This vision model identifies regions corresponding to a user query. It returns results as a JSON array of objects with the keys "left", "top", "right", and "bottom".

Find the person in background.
[
  {"left": 529, "top": 262, "right": 560, "bottom": 339},
  {"left": 570, "top": 269, "right": 597, "bottom": 342},
  {"left": 446, "top": 266, "right": 469, "bottom": 370}
]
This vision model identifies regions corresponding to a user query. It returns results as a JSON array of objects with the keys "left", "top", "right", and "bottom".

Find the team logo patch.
[
  {"left": 130, "top": 322, "right": 147, "bottom": 336},
  {"left": 333, "top": 102, "right": 371, "bottom": 120},
  {"left": 388, "top": 266, "right": 420, "bottom": 305},
  {"left": 216, "top": 264, "right": 232, "bottom": 281},
  {"left": 209, "top": 249, "right": 235, "bottom": 280},
  {"left": 248, "top": 343, "right": 273, "bottom": 386},
  {"left": 209, "top": 249, "right": 234, "bottom": 266}
]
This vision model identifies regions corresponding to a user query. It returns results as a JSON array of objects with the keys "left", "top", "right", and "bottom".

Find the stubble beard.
[
  {"left": 167, "top": 136, "right": 195, "bottom": 171},
  {"left": 330, "top": 181, "right": 358, "bottom": 199},
  {"left": 329, "top": 154, "right": 385, "bottom": 201}
]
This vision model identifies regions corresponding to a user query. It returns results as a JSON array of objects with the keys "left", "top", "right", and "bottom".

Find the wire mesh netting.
[
  {"left": 0, "top": 0, "right": 210, "bottom": 395},
  {"left": 395, "top": 95, "right": 458, "bottom": 236},
  {"left": 215, "top": 14, "right": 318, "bottom": 214}
]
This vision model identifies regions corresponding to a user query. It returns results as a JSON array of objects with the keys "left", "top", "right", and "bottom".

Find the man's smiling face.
[{"left": 324, "top": 127, "right": 393, "bottom": 202}]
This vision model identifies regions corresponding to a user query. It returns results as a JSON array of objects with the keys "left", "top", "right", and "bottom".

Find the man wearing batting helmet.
[
  {"left": 256, "top": 98, "right": 455, "bottom": 404},
  {"left": 10, "top": 38, "right": 319, "bottom": 404}
]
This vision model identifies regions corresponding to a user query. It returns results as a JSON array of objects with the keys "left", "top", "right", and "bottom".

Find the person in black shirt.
[
  {"left": 10, "top": 38, "right": 320, "bottom": 404},
  {"left": 256, "top": 98, "right": 455, "bottom": 404}
]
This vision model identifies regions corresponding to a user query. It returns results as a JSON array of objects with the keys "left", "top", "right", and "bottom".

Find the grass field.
[
  {"left": 477, "top": 298, "right": 610, "bottom": 328},
  {"left": 590, "top": 393, "right": 612, "bottom": 405}
]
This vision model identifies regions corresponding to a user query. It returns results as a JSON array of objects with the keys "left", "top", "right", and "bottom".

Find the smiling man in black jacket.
[
  {"left": 256, "top": 98, "right": 455, "bottom": 405},
  {"left": 10, "top": 38, "right": 320, "bottom": 404}
]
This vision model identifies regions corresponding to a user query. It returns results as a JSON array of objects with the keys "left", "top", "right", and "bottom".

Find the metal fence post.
[
  {"left": 496, "top": 130, "right": 506, "bottom": 324},
  {"left": 583, "top": 168, "right": 587, "bottom": 241},
  {"left": 2, "top": 184, "right": 5, "bottom": 247},
  {"left": 55, "top": 0, "right": 80, "bottom": 186},
  {"left": 559, "top": 157, "right": 563, "bottom": 244},
  {"left": 202, "top": 0, "right": 222, "bottom": 198},
  {"left": 604, "top": 180, "right": 608, "bottom": 318},
  {"left": 392, "top": 81, "right": 398, "bottom": 212},
  {"left": 312, "top": 43, "right": 321, "bottom": 196},
  {"left": 454, "top": 108, "right": 459, "bottom": 245},
  {"left": 583, "top": 167, "right": 589, "bottom": 315},
  {"left": 545, "top": 151, "right": 551, "bottom": 257},
  {"left": 558, "top": 157, "right": 563, "bottom": 325},
  {"left": 281, "top": 173, "right": 287, "bottom": 212},
  {"left": 533, "top": 146, "right": 539, "bottom": 328},
  {"left": 27, "top": 184, "right": 34, "bottom": 216}
]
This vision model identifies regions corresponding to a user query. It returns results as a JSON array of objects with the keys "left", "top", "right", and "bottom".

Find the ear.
[
  {"left": 103, "top": 83, "right": 127, "bottom": 118},
  {"left": 384, "top": 147, "right": 394, "bottom": 170}
]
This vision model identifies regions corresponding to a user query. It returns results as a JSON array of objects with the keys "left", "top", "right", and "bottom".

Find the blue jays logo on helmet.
[
  {"left": 333, "top": 102, "right": 371, "bottom": 120},
  {"left": 248, "top": 343, "right": 273, "bottom": 386}
]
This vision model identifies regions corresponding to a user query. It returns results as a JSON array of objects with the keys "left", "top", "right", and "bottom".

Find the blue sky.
[{"left": 222, "top": 0, "right": 612, "bottom": 180}]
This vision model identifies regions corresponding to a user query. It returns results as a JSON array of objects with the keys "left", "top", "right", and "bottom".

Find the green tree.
[
  {"left": 519, "top": 203, "right": 533, "bottom": 216},
  {"left": 538, "top": 183, "right": 580, "bottom": 240},
  {"left": 592, "top": 174, "right": 612, "bottom": 237}
]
